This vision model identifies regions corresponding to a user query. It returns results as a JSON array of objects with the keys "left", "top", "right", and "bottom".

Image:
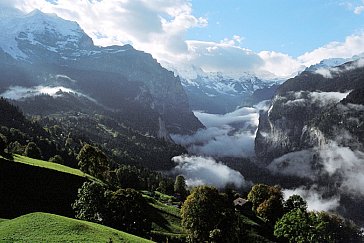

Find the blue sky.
[
  {"left": 5, "top": 0, "right": 364, "bottom": 77},
  {"left": 189, "top": 0, "right": 364, "bottom": 57}
]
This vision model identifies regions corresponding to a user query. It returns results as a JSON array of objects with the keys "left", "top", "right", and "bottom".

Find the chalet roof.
[{"left": 233, "top": 197, "right": 248, "bottom": 206}]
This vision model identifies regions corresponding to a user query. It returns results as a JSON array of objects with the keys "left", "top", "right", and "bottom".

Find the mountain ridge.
[{"left": 0, "top": 7, "right": 203, "bottom": 136}]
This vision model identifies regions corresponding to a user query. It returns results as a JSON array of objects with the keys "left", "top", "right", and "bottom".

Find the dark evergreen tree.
[
  {"left": 0, "top": 133, "right": 7, "bottom": 155},
  {"left": 174, "top": 175, "right": 187, "bottom": 200},
  {"left": 49, "top": 155, "right": 64, "bottom": 165}
]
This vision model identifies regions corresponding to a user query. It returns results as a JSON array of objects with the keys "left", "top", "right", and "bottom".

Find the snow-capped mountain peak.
[
  {"left": 0, "top": 7, "right": 93, "bottom": 60},
  {"left": 21, "top": 9, "right": 84, "bottom": 38}
]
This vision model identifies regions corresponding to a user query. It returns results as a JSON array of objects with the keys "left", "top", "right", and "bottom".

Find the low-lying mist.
[
  {"left": 0, "top": 85, "right": 95, "bottom": 102},
  {"left": 0, "top": 85, "right": 76, "bottom": 100},
  {"left": 169, "top": 101, "right": 270, "bottom": 190},
  {"left": 172, "top": 155, "right": 250, "bottom": 189},
  {"left": 171, "top": 100, "right": 270, "bottom": 158}
]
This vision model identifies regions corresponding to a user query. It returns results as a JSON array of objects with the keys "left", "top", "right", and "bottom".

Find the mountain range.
[
  {"left": 0, "top": 9, "right": 202, "bottom": 137},
  {"left": 164, "top": 62, "right": 283, "bottom": 114}
]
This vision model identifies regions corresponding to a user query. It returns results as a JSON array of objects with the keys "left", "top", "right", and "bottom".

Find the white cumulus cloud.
[
  {"left": 354, "top": 0, "right": 364, "bottom": 14},
  {"left": 258, "top": 51, "right": 304, "bottom": 78},
  {"left": 3, "top": 0, "right": 364, "bottom": 78},
  {"left": 11, "top": 0, "right": 207, "bottom": 63},
  {"left": 354, "top": 5, "right": 364, "bottom": 14},
  {"left": 185, "top": 40, "right": 264, "bottom": 74},
  {"left": 298, "top": 33, "right": 364, "bottom": 66}
]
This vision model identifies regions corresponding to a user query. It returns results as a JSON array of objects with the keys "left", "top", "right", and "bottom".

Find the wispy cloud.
[
  {"left": 354, "top": 5, "right": 364, "bottom": 14},
  {"left": 314, "top": 58, "right": 364, "bottom": 78},
  {"left": 268, "top": 149, "right": 317, "bottom": 180},
  {"left": 172, "top": 155, "right": 249, "bottom": 188},
  {"left": 268, "top": 136, "right": 364, "bottom": 197},
  {"left": 185, "top": 40, "right": 264, "bottom": 74},
  {"left": 320, "top": 142, "right": 364, "bottom": 196},
  {"left": 283, "top": 186, "right": 340, "bottom": 212},
  {"left": 354, "top": 0, "right": 364, "bottom": 14}
]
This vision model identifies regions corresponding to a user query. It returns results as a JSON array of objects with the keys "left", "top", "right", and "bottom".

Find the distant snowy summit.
[
  {"left": 306, "top": 53, "right": 364, "bottom": 72},
  {"left": 162, "top": 62, "right": 283, "bottom": 113}
]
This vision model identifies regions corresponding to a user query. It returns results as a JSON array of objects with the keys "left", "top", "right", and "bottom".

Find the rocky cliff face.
[
  {"left": 255, "top": 61, "right": 364, "bottom": 164},
  {"left": 255, "top": 61, "right": 364, "bottom": 225},
  {"left": 0, "top": 9, "right": 203, "bottom": 135}
]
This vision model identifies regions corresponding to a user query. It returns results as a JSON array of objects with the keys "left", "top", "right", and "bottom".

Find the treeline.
[
  {"left": 65, "top": 145, "right": 363, "bottom": 243},
  {"left": 0, "top": 97, "right": 177, "bottom": 193},
  {"left": 13, "top": 94, "right": 187, "bottom": 170},
  {"left": 0, "top": 97, "right": 78, "bottom": 165},
  {"left": 180, "top": 184, "right": 363, "bottom": 243},
  {"left": 71, "top": 163, "right": 364, "bottom": 243}
]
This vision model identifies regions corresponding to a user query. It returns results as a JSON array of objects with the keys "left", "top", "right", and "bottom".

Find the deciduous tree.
[
  {"left": 24, "top": 142, "right": 42, "bottom": 159},
  {"left": 318, "top": 211, "right": 363, "bottom": 243},
  {"left": 284, "top": 194, "right": 307, "bottom": 213},
  {"left": 274, "top": 209, "right": 329, "bottom": 243},
  {"left": 247, "top": 184, "right": 284, "bottom": 223},
  {"left": 77, "top": 144, "right": 109, "bottom": 179},
  {"left": 72, "top": 181, "right": 106, "bottom": 223},
  {"left": 181, "top": 185, "right": 238, "bottom": 242},
  {"left": 103, "top": 188, "right": 151, "bottom": 236},
  {"left": 73, "top": 182, "right": 151, "bottom": 236}
]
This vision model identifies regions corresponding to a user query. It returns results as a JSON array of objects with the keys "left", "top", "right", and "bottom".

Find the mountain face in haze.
[
  {"left": 165, "top": 64, "right": 282, "bottom": 114},
  {"left": 0, "top": 9, "right": 203, "bottom": 136}
]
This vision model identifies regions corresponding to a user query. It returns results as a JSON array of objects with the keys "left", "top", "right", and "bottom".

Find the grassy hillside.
[
  {"left": 11, "top": 154, "right": 91, "bottom": 178},
  {"left": 143, "top": 193, "right": 186, "bottom": 242},
  {"left": 0, "top": 154, "right": 184, "bottom": 240},
  {"left": 0, "top": 156, "right": 91, "bottom": 219},
  {"left": 0, "top": 154, "right": 276, "bottom": 242},
  {"left": 0, "top": 212, "right": 152, "bottom": 242}
]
